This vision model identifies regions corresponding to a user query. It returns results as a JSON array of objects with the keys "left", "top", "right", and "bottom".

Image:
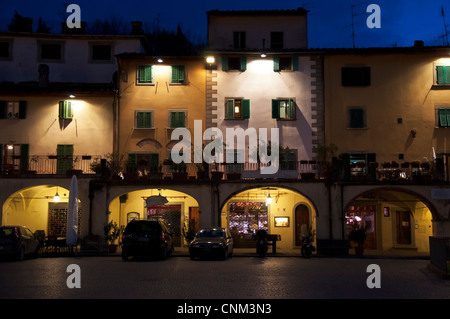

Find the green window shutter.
[
  {"left": 136, "top": 112, "right": 144, "bottom": 128},
  {"left": 222, "top": 56, "right": 229, "bottom": 71},
  {"left": 143, "top": 112, "right": 152, "bottom": 128},
  {"left": 65, "top": 101, "right": 73, "bottom": 119},
  {"left": 240, "top": 56, "right": 247, "bottom": 71},
  {"left": 445, "top": 66, "right": 450, "bottom": 84},
  {"left": 292, "top": 56, "right": 299, "bottom": 71},
  {"left": 150, "top": 153, "right": 159, "bottom": 172},
  {"left": 139, "top": 65, "right": 152, "bottom": 83},
  {"left": 172, "top": 65, "right": 185, "bottom": 83},
  {"left": 20, "top": 144, "right": 29, "bottom": 172},
  {"left": 439, "top": 108, "right": 450, "bottom": 127},
  {"left": 18, "top": 101, "right": 27, "bottom": 119},
  {"left": 225, "top": 99, "right": 235, "bottom": 119},
  {"left": 170, "top": 112, "right": 185, "bottom": 128},
  {"left": 288, "top": 99, "right": 295, "bottom": 119},
  {"left": 437, "top": 66, "right": 445, "bottom": 84},
  {"left": 342, "top": 153, "right": 351, "bottom": 182},
  {"left": 59, "top": 101, "right": 65, "bottom": 119},
  {"left": 272, "top": 99, "right": 280, "bottom": 118},
  {"left": 349, "top": 109, "right": 365, "bottom": 128},
  {"left": 127, "top": 153, "right": 137, "bottom": 172},
  {"left": 57, "top": 144, "right": 73, "bottom": 174},
  {"left": 0, "top": 101, "right": 6, "bottom": 119},
  {"left": 242, "top": 99, "right": 250, "bottom": 119},
  {"left": 273, "top": 57, "right": 280, "bottom": 72}
]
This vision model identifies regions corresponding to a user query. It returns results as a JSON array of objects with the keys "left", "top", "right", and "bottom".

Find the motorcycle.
[
  {"left": 256, "top": 229, "right": 268, "bottom": 257},
  {"left": 300, "top": 234, "right": 315, "bottom": 258}
]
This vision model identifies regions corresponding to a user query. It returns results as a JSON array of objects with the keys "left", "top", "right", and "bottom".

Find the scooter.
[
  {"left": 300, "top": 234, "right": 315, "bottom": 258},
  {"left": 256, "top": 229, "right": 268, "bottom": 257}
]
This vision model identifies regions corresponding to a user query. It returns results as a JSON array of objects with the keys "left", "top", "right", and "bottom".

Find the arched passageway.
[{"left": 220, "top": 186, "right": 317, "bottom": 251}]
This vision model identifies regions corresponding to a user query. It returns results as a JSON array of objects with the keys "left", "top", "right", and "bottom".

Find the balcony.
[{"left": 0, "top": 155, "right": 101, "bottom": 177}]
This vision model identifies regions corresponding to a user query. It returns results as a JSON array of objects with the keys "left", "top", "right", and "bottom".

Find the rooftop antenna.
[
  {"left": 442, "top": 5, "right": 449, "bottom": 46},
  {"left": 347, "top": 3, "right": 365, "bottom": 48}
]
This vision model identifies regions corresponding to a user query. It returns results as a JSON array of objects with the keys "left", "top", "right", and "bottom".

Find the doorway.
[
  {"left": 295, "top": 204, "right": 310, "bottom": 246},
  {"left": 396, "top": 211, "right": 412, "bottom": 245}
]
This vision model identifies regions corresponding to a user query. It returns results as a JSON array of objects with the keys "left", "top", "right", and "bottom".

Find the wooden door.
[
  {"left": 396, "top": 211, "right": 412, "bottom": 245},
  {"left": 189, "top": 207, "right": 199, "bottom": 233},
  {"left": 295, "top": 204, "right": 310, "bottom": 246}
]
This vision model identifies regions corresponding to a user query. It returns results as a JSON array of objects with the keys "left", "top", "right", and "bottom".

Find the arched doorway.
[
  {"left": 221, "top": 187, "right": 317, "bottom": 250},
  {"left": 108, "top": 188, "right": 200, "bottom": 247},
  {"left": 345, "top": 189, "right": 434, "bottom": 253},
  {"left": 2, "top": 185, "right": 80, "bottom": 238}
]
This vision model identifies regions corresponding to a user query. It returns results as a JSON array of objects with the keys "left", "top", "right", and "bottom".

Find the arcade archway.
[
  {"left": 220, "top": 186, "right": 317, "bottom": 251},
  {"left": 108, "top": 188, "right": 200, "bottom": 247},
  {"left": 345, "top": 189, "right": 434, "bottom": 253}
]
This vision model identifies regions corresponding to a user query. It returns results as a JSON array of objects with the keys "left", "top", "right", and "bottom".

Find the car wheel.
[{"left": 17, "top": 246, "right": 24, "bottom": 261}]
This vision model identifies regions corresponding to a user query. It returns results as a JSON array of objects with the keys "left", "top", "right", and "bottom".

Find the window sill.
[
  {"left": 136, "top": 83, "right": 155, "bottom": 86},
  {"left": 225, "top": 118, "right": 248, "bottom": 120},
  {"left": 134, "top": 127, "right": 155, "bottom": 130},
  {"left": 431, "top": 84, "right": 450, "bottom": 90}
]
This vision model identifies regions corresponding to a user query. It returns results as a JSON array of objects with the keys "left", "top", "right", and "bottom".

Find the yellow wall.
[
  {"left": 117, "top": 57, "right": 206, "bottom": 163},
  {"left": 324, "top": 52, "right": 450, "bottom": 163}
]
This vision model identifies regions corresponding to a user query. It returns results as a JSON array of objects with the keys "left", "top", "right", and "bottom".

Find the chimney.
[
  {"left": 414, "top": 40, "right": 424, "bottom": 47},
  {"left": 131, "top": 21, "right": 143, "bottom": 35}
]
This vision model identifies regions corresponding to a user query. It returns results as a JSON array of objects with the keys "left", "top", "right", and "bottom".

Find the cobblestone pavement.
[{"left": 0, "top": 254, "right": 448, "bottom": 300}]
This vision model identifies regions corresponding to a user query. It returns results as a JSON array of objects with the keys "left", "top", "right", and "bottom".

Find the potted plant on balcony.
[
  {"left": 348, "top": 225, "right": 367, "bottom": 256},
  {"left": 104, "top": 220, "right": 123, "bottom": 254}
]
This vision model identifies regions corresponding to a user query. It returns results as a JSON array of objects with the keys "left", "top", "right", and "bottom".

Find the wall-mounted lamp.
[
  {"left": 411, "top": 129, "right": 417, "bottom": 138},
  {"left": 69, "top": 94, "right": 75, "bottom": 98},
  {"left": 53, "top": 187, "right": 60, "bottom": 202},
  {"left": 266, "top": 194, "right": 272, "bottom": 205},
  {"left": 260, "top": 38, "right": 267, "bottom": 58},
  {"left": 157, "top": 58, "right": 163, "bottom": 63},
  {"left": 206, "top": 56, "right": 215, "bottom": 64}
]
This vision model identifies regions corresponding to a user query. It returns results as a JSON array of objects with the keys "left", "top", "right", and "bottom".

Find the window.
[
  {"left": 171, "top": 65, "right": 186, "bottom": 84},
  {"left": 273, "top": 56, "right": 298, "bottom": 71},
  {"left": 0, "top": 40, "right": 11, "bottom": 60},
  {"left": 137, "top": 65, "right": 153, "bottom": 84},
  {"left": 222, "top": 56, "right": 247, "bottom": 71},
  {"left": 225, "top": 99, "right": 250, "bottom": 119},
  {"left": 280, "top": 148, "right": 297, "bottom": 170},
  {"left": 1, "top": 144, "right": 29, "bottom": 172},
  {"left": 436, "top": 66, "right": 450, "bottom": 85},
  {"left": 91, "top": 44, "right": 112, "bottom": 62},
  {"left": 127, "top": 153, "right": 159, "bottom": 173},
  {"left": 59, "top": 101, "right": 73, "bottom": 119},
  {"left": 135, "top": 111, "right": 153, "bottom": 129},
  {"left": 56, "top": 144, "right": 73, "bottom": 174},
  {"left": 0, "top": 101, "right": 26, "bottom": 119},
  {"left": 270, "top": 32, "right": 283, "bottom": 49},
  {"left": 169, "top": 111, "right": 186, "bottom": 128},
  {"left": 272, "top": 99, "right": 296, "bottom": 120},
  {"left": 39, "top": 42, "right": 63, "bottom": 61},
  {"left": 437, "top": 108, "right": 450, "bottom": 127},
  {"left": 233, "top": 32, "right": 246, "bottom": 49},
  {"left": 342, "top": 67, "right": 371, "bottom": 86},
  {"left": 348, "top": 108, "right": 366, "bottom": 128}
]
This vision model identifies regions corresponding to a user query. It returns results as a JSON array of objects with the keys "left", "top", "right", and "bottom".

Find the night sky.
[{"left": 0, "top": 0, "right": 448, "bottom": 48}]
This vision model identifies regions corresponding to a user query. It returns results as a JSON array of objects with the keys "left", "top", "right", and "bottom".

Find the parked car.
[
  {"left": 121, "top": 218, "right": 174, "bottom": 261},
  {"left": 189, "top": 228, "right": 233, "bottom": 260},
  {"left": 0, "top": 226, "right": 40, "bottom": 260}
]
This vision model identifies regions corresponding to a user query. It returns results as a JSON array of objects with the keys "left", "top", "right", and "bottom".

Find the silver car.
[{"left": 189, "top": 228, "right": 233, "bottom": 260}]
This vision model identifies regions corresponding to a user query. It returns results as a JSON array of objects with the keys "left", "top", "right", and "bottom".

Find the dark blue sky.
[{"left": 0, "top": 0, "right": 448, "bottom": 48}]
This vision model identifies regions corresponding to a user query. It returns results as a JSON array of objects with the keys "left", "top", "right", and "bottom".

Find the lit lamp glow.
[
  {"left": 53, "top": 188, "right": 60, "bottom": 202},
  {"left": 206, "top": 56, "right": 215, "bottom": 64},
  {"left": 266, "top": 194, "right": 272, "bottom": 205}
]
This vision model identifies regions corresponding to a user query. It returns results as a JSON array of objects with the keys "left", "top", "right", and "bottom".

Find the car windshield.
[
  {"left": 125, "top": 221, "right": 161, "bottom": 233},
  {"left": 196, "top": 229, "right": 225, "bottom": 238}
]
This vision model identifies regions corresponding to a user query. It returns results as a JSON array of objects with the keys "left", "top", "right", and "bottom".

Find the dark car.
[
  {"left": 0, "top": 226, "right": 40, "bottom": 260},
  {"left": 189, "top": 228, "right": 233, "bottom": 260},
  {"left": 121, "top": 219, "right": 174, "bottom": 261}
]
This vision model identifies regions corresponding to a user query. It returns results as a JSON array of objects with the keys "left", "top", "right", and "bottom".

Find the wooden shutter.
[
  {"left": 446, "top": 66, "right": 450, "bottom": 84},
  {"left": 225, "top": 99, "right": 235, "bottom": 119},
  {"left": 18, "top": 101, "right": 27, "bottom": 119},
  {"left": 288, "top": 99, "right": 295, "bottom": 119},
  {"left": 349, "top": 109, "right": 365, "bottom": 128},
  {"left": 222, "top": 56, "right": 229, "bottom": 71},
  {"left": 273, "top": 57, "right": 280, "bottom": 72},
  {"left": 170, "top": 111, "right": 185, "bottom": 128},
  {"left": 240, "top": 56, "right": 247, "bottom": 71},
  {"left": 139, "top": 65, "right": 152, "bottom": 83},
  {"left": 20, "top": 144, "right": 29, "bottom": 172},
  {"left": 172, "top": 65, "right": 185, "bottom": 83},
  {"left": 437, "top": 66, "right": 445, "bottom": 84},
  {"left": 127, "top": 153, "right": 137, "bottom": 172},
  {"left": 242, "top": 99, "right": 250, "bottom": 119},
  {"left": 150, "top": 153, "right": 159, "bottom": 172},
  {"left": 271, "top": 99, "right": 280, "bottom": 118},
  {"left": 439, "top": 108, "right": 450, "bottom": 127},
  {"left": 57, "top": 144, "right": 73, "bottom": 174},
  {"left": 0, "top": 101, "right": 6, "bottom": 119},
  {"left": 292, "top": 56, "right": 299, "bottom": 71}
]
